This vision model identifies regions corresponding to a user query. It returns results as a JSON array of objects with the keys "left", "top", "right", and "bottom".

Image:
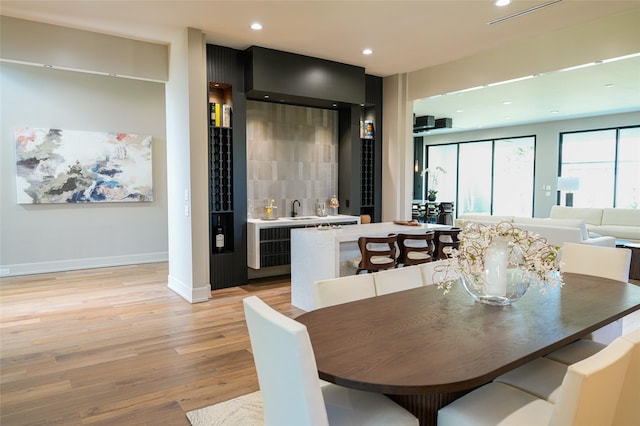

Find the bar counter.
[{"left": 290, "top": 221, "right": 449, "bottom": 311}]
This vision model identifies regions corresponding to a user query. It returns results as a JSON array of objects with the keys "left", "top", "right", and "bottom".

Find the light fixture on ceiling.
[
  {"left": 489, "top": 0, "right": 563, "bottom": 25},
  {"left": 502, "top": 101, "right": 512, "bottom": 105},
  {"left": 494, "top": 0, "right": 511, "bottom": 6},
  {"left": 362, "top": 48, "right": 373, "bottom": 55},
  {"left": 251, "top": 22, "right": 263, "bottom": 30}
]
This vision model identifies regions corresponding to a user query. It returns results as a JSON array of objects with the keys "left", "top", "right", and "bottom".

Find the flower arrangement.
[
  {"left": 420, "top": 166, "right": 446, "bottom": 190},
  {"left": 436, "top": 221, "right": 563, "bottom": 297}
]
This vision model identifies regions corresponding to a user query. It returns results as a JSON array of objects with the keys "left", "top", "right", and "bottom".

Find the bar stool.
[
  {"left": 434, "top": 228, "right": 461, "bottom": 260},
  {"left": 396, "top": 232, "right": 435, "bottom": 267},
  {"left": 355, "top": 235, "right": 397, "bottom": 274}
]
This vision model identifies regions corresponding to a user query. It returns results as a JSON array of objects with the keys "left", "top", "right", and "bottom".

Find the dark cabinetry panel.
[
  {"left": 245, "top": 46, "right": 365, "bottom": 108},
  {"left": 338, "top": 75, "right": 382, "bottom": 222},
  {"left": 206, "top": 44, "right": 247, "bottom": 290}
]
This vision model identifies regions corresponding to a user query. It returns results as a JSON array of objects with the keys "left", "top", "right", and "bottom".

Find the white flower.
[
  {"left": 420, "top": 166, "right": 446, "bottom": 189},
  {"left": 435, "top": 221, "right": 563, "bottom": 294}
]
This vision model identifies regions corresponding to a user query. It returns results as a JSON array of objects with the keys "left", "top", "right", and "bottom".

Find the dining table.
[{"left": 295, "top": 273, "right": 640, "bottom": 425}]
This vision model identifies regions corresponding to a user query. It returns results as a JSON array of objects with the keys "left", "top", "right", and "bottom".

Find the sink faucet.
[{"left": 292, "top": 200, "right": 301, "bottom": 217}]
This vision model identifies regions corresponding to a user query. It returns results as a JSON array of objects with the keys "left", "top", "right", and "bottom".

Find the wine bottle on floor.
[{"left": 215, "top": 215, "right": 225, "bottom": 253}]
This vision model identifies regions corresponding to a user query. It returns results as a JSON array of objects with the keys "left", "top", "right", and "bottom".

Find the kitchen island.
[{"left": 290, "top": 221, "right": 450, "bottom": 311}]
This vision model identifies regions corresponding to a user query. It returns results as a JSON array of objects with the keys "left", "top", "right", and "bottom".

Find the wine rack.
[
  {"left": 210, "top": 127, "right": 233, "bottom": 213},
  {"left": 361, "top": 138, "right": 374, "bottom": 207}
]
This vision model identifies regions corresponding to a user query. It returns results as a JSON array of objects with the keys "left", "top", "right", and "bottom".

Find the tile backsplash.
[{"left": 246, "top": 101, "right": 338, "bottom": 218}]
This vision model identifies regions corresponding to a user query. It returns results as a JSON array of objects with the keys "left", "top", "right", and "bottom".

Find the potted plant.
[{"left": 427, "top": 189, "right": 438, "bottom": 201}]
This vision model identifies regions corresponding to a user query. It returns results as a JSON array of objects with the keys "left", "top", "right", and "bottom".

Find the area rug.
[{"left": 186, "top": 391, "right": 263, "bottom": 426}]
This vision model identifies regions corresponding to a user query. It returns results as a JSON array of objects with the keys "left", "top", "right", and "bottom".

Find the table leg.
[{"left": 388, "top": 390, "right": 472, "bottom": 425}]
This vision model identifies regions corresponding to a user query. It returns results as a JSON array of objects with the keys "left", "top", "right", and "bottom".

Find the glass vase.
[{"left": 460, "top": 239, "right": 531, "bottom": 306}]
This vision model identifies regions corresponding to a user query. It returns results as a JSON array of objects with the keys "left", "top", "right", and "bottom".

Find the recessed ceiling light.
[
  {"left": 605, "top": 83, "right": 614, "bottom": 88},
  {"left": 494, "top": 0, "right": 511, "bottom": 6},
  {"left": 362, "top": 48, "right": 373, "bottom": 55},
  {"left": 264, "top": 95, "right": 270, "bottom": 99},
  {"left": 456, "top": 109, "right": 464, "bottom": 113},
  {"left": 502, "top": 101, "right": 512, "bottom": 105},
  {"left": 251, "top": 23, "right": 263, "bottom": 31},
  {"left": 43, "top": 64, "right": 53, "bottom": 68},
  {"left": 551, "top": 110, "right": 560, "bottom": 114}
]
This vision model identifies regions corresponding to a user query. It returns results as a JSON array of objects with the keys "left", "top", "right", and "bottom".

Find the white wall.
[
  {"left": 0, "top": 62, "right": 168, "bottom": 276},
  {"left": 165, "top": 27, "right": 211, "bottom": 303}
]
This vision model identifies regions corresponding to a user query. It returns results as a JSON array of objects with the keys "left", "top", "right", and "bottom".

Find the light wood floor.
[
  {"left": 0, "top": 263, "right": 302, "bottom": 425},
  {"left": 1, "top": 263, "right": 639, "bottom": 425}
]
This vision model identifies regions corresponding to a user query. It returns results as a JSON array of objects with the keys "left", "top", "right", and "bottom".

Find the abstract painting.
[{"left": 14, "top": 127, "right": 153, "bottom": 204}]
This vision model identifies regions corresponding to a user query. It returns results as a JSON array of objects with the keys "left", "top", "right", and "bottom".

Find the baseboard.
[
  {"left": 168, "top": 274, "right": 211, "bottom": 303},
  {"left": 0, "top": 252, "right": 168, "bottom": 277}
]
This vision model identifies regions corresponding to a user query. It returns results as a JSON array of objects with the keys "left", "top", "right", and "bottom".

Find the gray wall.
[
  {"left": 246, "top": 101, "right": 338, "bottom": 218},
  {"left": 422, "top": 112, "right": 639, "bottom": 218},
  {"left": 0, "top": 62, "right": 168, "bottom": 276}
]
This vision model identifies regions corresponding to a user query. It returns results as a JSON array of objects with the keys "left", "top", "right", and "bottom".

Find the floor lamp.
[{"left": 557, "top": 176, "right": 581, "bottom": 207}]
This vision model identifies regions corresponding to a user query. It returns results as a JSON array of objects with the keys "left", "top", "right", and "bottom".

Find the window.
[
  {"left": 426, "top": 136, "right": 535, "bottom": 217},
  {"left": 560, "top": 126, "right": 639, "bottom": 208}
]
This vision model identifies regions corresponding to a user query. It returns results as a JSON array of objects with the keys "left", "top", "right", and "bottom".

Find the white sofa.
[
  {"left": 550, "top": 206, "right": 640, "bottom": 243},
  {"left": 454, "top": 214, "right": 616, "bottom": 247}
]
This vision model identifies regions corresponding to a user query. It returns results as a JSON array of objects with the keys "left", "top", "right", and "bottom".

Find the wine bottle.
[{"left": 215, "top": 215, "right": 225, "bottom": 252}]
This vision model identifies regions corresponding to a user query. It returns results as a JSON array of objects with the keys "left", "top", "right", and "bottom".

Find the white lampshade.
[{"left": 557, "top": 176, "right": 581, "bottom": 192}]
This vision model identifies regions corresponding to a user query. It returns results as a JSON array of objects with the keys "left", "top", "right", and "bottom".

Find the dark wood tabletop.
[{"left": 296, "top": 273, "right": 640, "bottom": 424}]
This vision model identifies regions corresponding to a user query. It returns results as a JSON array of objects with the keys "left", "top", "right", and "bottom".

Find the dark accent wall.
[
  {"left": 413, "top": 136, "right": 424, "bottom": 200},
  {"left": 245, "top": 46, "right": 365, "bottom": 108},
  {"left": 338, "top": 105, "right": 362, "bottom": 216},
  {"left": 206, "top": 44, "right": 247, "bottom": 289}
]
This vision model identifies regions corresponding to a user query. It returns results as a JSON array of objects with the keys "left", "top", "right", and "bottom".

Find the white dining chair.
[
  {"left": 243, "top": 296, "right": 419, "bottom": 426},
  {"left": 419, "top": 259, "right": 456, "bottom": 286},
  {"left": 373, "top": 265, "right": 423, "bottom": 295},
  {"left": 437, "top": 334, "right": 634, "bottom": 426},
  {"left": 613, "top": 328, "right": 640, "bottom": 426},
  {"left": 544, "top": 242, "right": 632, "bottom": 364},
  {"left": 313, "top": 274, "right": 376, "bottom": 309}
]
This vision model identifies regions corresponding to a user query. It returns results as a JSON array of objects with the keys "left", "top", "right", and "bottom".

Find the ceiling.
[{"left": 2, "top": 0, "right": 639, "bottom": 132}]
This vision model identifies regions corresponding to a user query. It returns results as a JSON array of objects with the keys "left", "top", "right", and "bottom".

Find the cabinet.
[
  {"left": 209, "top": 82, "right": 234, "bottom": 253},
  {"left": 206, "top": 44, "right": 247, "bottom": 290},
  {"left": 247, "top": 216, "right": 360, "bottom": 270},
  {"left": 337, "top": 75, "right": 382, "bottom": 222},
  {"left": 360, "top": 107, "right": 376, "bottom": 219}
]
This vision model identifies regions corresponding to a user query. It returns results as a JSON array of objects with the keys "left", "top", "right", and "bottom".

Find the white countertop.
[
  {"left": 292, "top": 221, "right": 449, "bottom": 242},
  {"left": 248, "top": 215, "right": 360, "bottom": 228}
]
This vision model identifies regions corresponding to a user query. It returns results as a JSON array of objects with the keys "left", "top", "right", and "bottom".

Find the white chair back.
[
  {"left": 549, "top": 335, "right": 634, "bottom": 426},
  {"left": 313, "top": 274, "right": 376, "bottom": 309},
  {"left": 613, "top": 328, "right": 640, "bottom": 425},
  {"left": 560, "top": 242, "right": 631, "bottom": 344},
  {"left": 373, "top": 265, "right": 423, "bottom": 295},
  {"left": 560, "top": 242, "right": 631, "bottom": 282},
  {"left": 419, "top": 259, "right": 454, "bottom": 286},
  {"left": 243, "top": 296, "right": 329, "bottom": 426}
]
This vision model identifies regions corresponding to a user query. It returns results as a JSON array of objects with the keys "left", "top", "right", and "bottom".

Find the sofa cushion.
[
  {"left": 594, "top": 225, "right": 640, "bottom": 242},
  {"left": 515, "top": 217, "right": 588, "bottom": 240},
  {"left": 601, "top": 208, "right": 640, "bottom": 227},
  {"left": 454, "top": 214, "right": 514, "bottom": 228},
  {"left": 549, "top": 206, "right": 603, "bottom": 226}
]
